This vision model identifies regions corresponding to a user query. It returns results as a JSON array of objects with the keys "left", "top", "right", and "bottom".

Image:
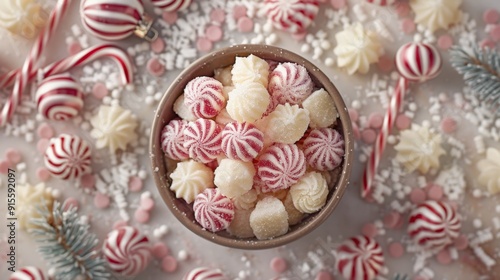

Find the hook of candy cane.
[{"left": 361, "top": 42, "right": 442, "bottom": 199}]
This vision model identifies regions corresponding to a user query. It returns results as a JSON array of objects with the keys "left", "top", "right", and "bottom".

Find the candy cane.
[
  {"left": 361, "top": 42, "right": 442, "bottom": 198},
  {"left": 0, "top": 0, "right": 71, "bottom": 126}
]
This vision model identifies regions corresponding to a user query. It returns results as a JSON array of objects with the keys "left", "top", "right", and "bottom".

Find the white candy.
[
  {"left": 290, "top": 172, "right": 328, "bottom": 213},
  {"left": 302, "top": 89, "right": 338, "bottom": 128},
  {"left": 264, "top": 103, "right": 310, "bottom": 144},
  {"left": 169, "top": 160, "right": 214, "bottom": 203},
  {"left": 231, "top": 55, "right": 269, "bottom": 87},
  {"left": 250, "top": 196, "right": 289, "bottom": 240},
  {"left": 226, "top": 82, "right": 270, "bottom": 123},
  {"left": 214, "top": 159, "right": 255, "bottom": 198}
]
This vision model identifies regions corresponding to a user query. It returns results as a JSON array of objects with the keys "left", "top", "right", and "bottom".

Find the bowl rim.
[{"left": 150, "top": 44, "right": 353, "bottom": 250}]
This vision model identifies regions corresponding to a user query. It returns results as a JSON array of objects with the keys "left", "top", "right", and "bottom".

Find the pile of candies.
[{"left": 160, "top": 54, "right": 345, "bottom": 239}]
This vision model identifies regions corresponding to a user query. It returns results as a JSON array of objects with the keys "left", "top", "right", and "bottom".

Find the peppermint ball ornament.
[
  {"left": 408, "top": 200, "right": 461, "bottom": 250},
  {"left": 183, "top": 267, "right": 228, "bottom": 280},
  {"left": 36, "top": 73, "right": 84, "bottom": 121},
  {"left": 152, "top": 0, "right": 193, "bottom": 12},
  {"left": 103, "top": 226, "right": 151, "bottom": 277},
  {"left": 9, "top": 266, "right": 46, "bottom": 280},
  {"left": 336, "top": 235, "right": 385, "bottom": 280},
  {"left": 81, "top": 0, "right": 158, "bottom": 41},
  {"left": 44, "top": 134, "right": 92, "bottom": 180},
  {"left": 396, "top": 42, "right": 442, "bottom": 83}
]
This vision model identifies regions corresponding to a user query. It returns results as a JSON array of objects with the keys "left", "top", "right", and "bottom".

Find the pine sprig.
[
  {"left": 393, "top": 274, "right": 409, "bottom": 280},
  {"left": 450, "top": 45, "right": 500, "bottom": 111},
  {"left": 29, "top": 201, "right": 110, "bottom": 280}
]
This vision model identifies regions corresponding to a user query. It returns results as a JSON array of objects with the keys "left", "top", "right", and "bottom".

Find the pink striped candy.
[
  {"left": 264, "top": 0, "right": 320, "bottom": 33},
  {"left": 408, "top": 200, "right": 461, "bottom": 250},
  {"left": 184, "top": 76, "right": 225, "bottom": 119},
  {"left": 9, "top": 266, "right": 46, "bottom": 280},
  {"left": 221, "top": 122, "right": 264, "bottom": 162},
  {"left": 268, "top": 62, "right": 314, "bottom": 105},
  {"left": 396, "top": 42, "right": 442, "bottom": 83},
  {"left": 81, "top": 0, "right": 144, "bottom": 41},
  {"left": 366, "top": 0, "right": 395, "bottom": 5},
  {"left": 303, "top": 128, "right": 345, "bottom": 171},
  {"left": 36, "top": 74, "right": 84, "bottom": 121},
  {"left": 103, "top": 226, "right": 151, "bottom": 277},
  {"left": 257, "top": 144, "right": 306, "bottom": 191},
  {"left": 161, "top": 119, "right": 189, "bottom": 161},
  {"left": 183, "top": 267, "right": 228, "bottom": 280},
  {"left": 336, "top": 235, "right": 385, "bottom": 280},
  {"left": 152, "top": 0, "right": 192, "bottom": 12},
  {"left": 44, "top": 134, "right": 92, "bottom": 180},
  {"left": 184, "top": 119, "right": 222, "bottom": 163},
  {"left": 193, "top": 188, "right": 234, "bottom": 232}
]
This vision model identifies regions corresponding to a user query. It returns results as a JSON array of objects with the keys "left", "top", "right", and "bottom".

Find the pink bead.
[
  {"left": 161, "top": 119, "right": 190, "bottom": 160},
  {"left": 68, "top": 41, "right": 82, "bottom": 55},
  {"left": 135, "top": 208, "right": 151, "bottom": 224},
  {"left": 315, "top": 270, "right": 334, "bottom": 280},
  {"left": 388, "top": 242, "right": 404, "bottom": 258},
  {"left": 377, "top": 55, "right": 394, "bottom": 73},
  {"left": 395, "top": 2, "right": 410, "bottom": 17},
  {"left": 484, "top": 9, "right": 500, "bottom": 24},
  {"left": 92, "top": 82, "right": 108, "bottom": 99},
  {"left": 5, "top": 148, "right": 22, "bottom": 164},
  {"left": 440, "top": 117, "right": 457, "bottom": 134},
  {"left": 205, "top": 25, "right": 223, "bottom": 42},
  {"left": 480, "top": 38, "right": 496, "bottom": 49},
  {"left": 147, "top": 58, "right": 165, "bottom": 77},
  {"left": 151, "top": 38, "right": 166, "bottom": 53},
  {"left": 161, "top": 255, "right": 178, "bottom": 273},
  {"left": 348, "top": 108, "right": 359, "bottom": 122},
  {"left": 0, "top": 160, "right": 10, "bottom": 174},
  {"left": 44, "top": 134, "right": 92, "bottom": 180},
  {"left": 152, "top": 242, "right": 169, "bottom": 259},
  {"left": 64, "top": 197, "right": 79, "bottom": 211},
  {"left": 264, "top": 0, "right": 319, "bottom": 33},
  {"left": 401, "top": 18, "right": 416, "bottom": 34},
  {"left": 258, "top": 144, "right": 306, "bottom": 190},
  {"left": 366, "top": 0, "right": 395, "bottom": 5},
  {"left": 36, "top": 74, "right": 84, "bottom": 121},
  {"left": 368, "top": 113, "right": 383, "bottom": 129},
  {"left": 80, "top": 173, "right": 96, "bottom": 190},
  {"left": 336, "top": 235, "right": 385, "bottom": 280},
  {"left": 269, "top": 62, "right": 314, "bottom": 105},
  {"left": 36, "top": 167, "right": 51, "bottom": 182},
  {"left": 233, "top": 5, "right": 247, "bottom": 19},
  {"left": 361, "top": 223, "right": 378, "bottom": 237},
  {"left": 37, "top": 122, "right": 54, "bottom": 139},
  {"left": 490, "top": 24, "right": 500, "bottom": 41},
  {"left": 184, "top": 76, "right": 224, "bottom": 119},
  {"left": 140, "top": 197, "right": 155, "bottom": 211},
  {"left": 129, "top": 176, "right": 143, "bottom": 192},
  {"left": 409, "top": 188, "right": 426, "bottom": 204},
  {"left": 292, "top": 30, "right": 307, "bottom": 41},
  {"left": 196, "top": 37, "right": 213, "bottom": 52},
  {"left": 210, "top": 8, "right": 226, "bottom": 23},
  {"left": 437, "top": 34, "right": 453, "bottom": 50},
  {"left": 352, "top": 122, "right": 360, "bottom": 140},
  {"left": 395, "top": 114, "right": 411, "bottom": 130},
  {"left": 94, "top": 192, "right": 110, "bottom": 209},
  {"left": 183, "top": 119, "right": 223, "bottom": 163},
  {"left": 270, "top": 257, "right": 288, "bottom": 273},
  {"left": 436, "top": 249, "right": 452, "bottom": 265},
  {"left": 427, "top": 184, "right": 444, "bottom": 201},
  {"left": 454, "top": 234, "right": 469, "bottom": 250},
  {"left": 162, "top": 11, "right": 178, "bottom": 25},
  {"left": 330, "top": 0, "right": 346, "bottom": 9},
  {"left": 193, "top": 188, "right": 234, "bottom": 232},
  {"left": 36, "top": 138, "right": 50, "bottom": 154},
  {"left": 221, "top": 122, "right": 264, "bottom": 162},
  {"left": 383, "top": 212, "right": 401, "bottom": 229},
  {"left": 413, "top": 276, "right": 429, "bottom": 280},
  {"left": 361, "top": 129, "right": 377, "bottom": 144},
  {"left": 237, "top": 16, "right": 254, "bottom": 33}
]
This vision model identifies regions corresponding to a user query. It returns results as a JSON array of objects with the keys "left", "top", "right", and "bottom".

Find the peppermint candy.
[
  {"left": 257, "top": 144, "right": 306, "bottom": 191},
  {"left": 303, "top": 128, "right": 345, "bottom": 171},
  {"left": 396, "top": 42, "right": 442, "bottom": 82},
  {"left": 264, "top": 0, "right": 320, "bottom": 33},
  {"left": 9, "top": 266, "right": 46, "bottom": 280},
  {"left": 44, "top": 134, "right": 92, "bottom": 180},
  {"left": 183, "top": 267, "right": 228, "bottom": 280},
  {"left": 152, "top": 0, "right": 192, "bottom": 12},
  {"left": 184, "top": 119, "right": 223, "bottom": 163},
  {"left": 268, "top": 62, "right": 314, "bottom": 105},
  {"left": 221, "top": 122, "right": 264, "bottom": 162},
  {"left": 193, "top": 188, "right": 234, "bottom": 232},
  {"left": 161, "top": 119, "right": 189, "bottom": 161},
  {"left": 336, "top": 235, "right": 385, "bottom": 280},
  {"left": 184, "top": 76, "right": 225, "bottom": 119}
]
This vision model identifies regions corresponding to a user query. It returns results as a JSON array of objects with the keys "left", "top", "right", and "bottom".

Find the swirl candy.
[
  {"left": 264, "top": 0, "right": 320, "bottom": 33},
  {"left": 408, "top": 200, "right": 461, "bottom": 250},
  {"left": 44, "top": 134, "right": 91, "bottom": 180},
  {"left": 184, "top": 76, "right": 225, "bottom": 119},
  {"left": 303, "top": 128, "right": 345, "bottom": 171},
  {"left": 35, "top": 73, "right": 84, "bottom": 121},
  {"left": 221, "top": 122, "right": 264, "bottom": 162},
  {"left": 193, "top": 188, "right": 235, "bottom": 232},
  {"left": 184, "top": 119, "right": 223, "bottom": 163},
  {"left": 183, "top": 267, "right": 228, "bottom": 280},
  {"left": 103, "top": 226, "right": 151, "bottom": 277},
  {"left": 225, "top": 82, "right": 270, "bottom": 123},
  {"left": 9, "top": 266, "right": 46, "bottom": 280},
  {"left": 289, "top": 171, "right": 328, "bottom": 213},
  {"left": 151, "top": 0, "right": 192, "bottom": 12},
  {"left": 336, "top": 235, "right": 385, "bottom": 280},
  {"left": 268, "top": 62, "right": 314, "bottom": 105},
  {"left": 257, "top": 144, "right": 306, "bottom": 191},
  {"left": 161, "top": 119, "right": 189, "bottom": 161}
]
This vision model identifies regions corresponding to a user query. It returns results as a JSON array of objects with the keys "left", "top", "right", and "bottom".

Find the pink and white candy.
[
  {"left": 183, "top": 267, "right": 228, "bottom": 280},
  {"left": 257, "top": 144, "right": 306, "bottom": 191},
  {"left": 103, "top": 226, "right": 151, "bottom": 277},
  {"left": 336, "top": 235, "right": 385, "bottom": 280},
  {"left": 81, "top": 0, "right": 145, "bottom": 41},
  {"left": 193, "top": 188, "right": 234, "bottom": 232},
  {"left": 9, "top": 266, "right": 46, "bottom": 280},
  {"left": 268, "top": 62, "right": 314, "bottom": 105},
  {"left": 264, "top": 0, "right": 320, "bottom": 33},
  {"left": 408, "top": 200, "right": 461, "bottom": 250},
  {"left": 44, "top": 134, "right": 92, "bottom": 180},
  {"left": 221, "top": 122, "right": 264, "bottom": 162},
  {"left": 184, "top": 76, "right": 225, "bottom": 119},
  {"left": 184, "top": 119, "right": 222, "bottom": 163},
  {"left": 152, "top": 0, "right": 192, "bottom": 12},
  {"left": 35, "top": 74, "right": 84, "bottom": 121},
  {"left": 303, "top": 128, "right": 345, "bottom": 171},
  {"left": 365, "top": 0, "right": 396, "bottom": 5},
  {"left": 161, "top": 119, "right": 189, "bottom": 160}
]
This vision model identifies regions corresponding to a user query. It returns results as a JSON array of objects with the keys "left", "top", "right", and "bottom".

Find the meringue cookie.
[
  {"left": 410, "top": 0, "right": 462, "bottom": 32},
  {"left": 17, "top": 183, "right": 55, "bottom": 230},
  {"left": 289, "top": 172, "right": 328, "bottom": 214},
  {"left": 169, "top": 160, "right": 214, "bottom": 203},
  {"left": 0, "top": 0, "right": 47, "bottom": 38},
  {"left": 231, "top": 55, "right": 270, "bottom": 87},
  {"left": 477, "top": 148, "right": 500, "bottom": 194}
]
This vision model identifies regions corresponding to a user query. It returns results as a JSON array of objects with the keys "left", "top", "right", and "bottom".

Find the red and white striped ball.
[
  {"left": 44, "top": 134, "right": 92, "bottom": 180},
  {"left": 365, "top": 0, "right": 396, "bottom": 6},
  {"left": 257, "top": 144, "right": 306, "bottom": 191},
  {"left": 396, "top": 42, "right": 442, "bottom": 82},
  {"left": 103, "top": 226, "right": 151, "bottom": 277},
  {"left": 81, "top": 0, "right": 144, "bottom": 41},
  {"left": 36, "top": 74, "right": 84, "bottom": 121},
  {"left": 184, "top": 76, "right": 225, "bottom": 119},
  {"left": 9, "top": 266, "right": 46, "bottom": 280},
  {"left": 303, "top": 128, "right": 345, "bottom": 171},
  {"left": 193, "top": 188, "right": 234, "bottom": 232},
  {"left": 183, "top": 119, "right": 222, "bottom": 163},
  {"left": 264, "top": 0, "right": 320, "bottom": 33},
  {"left": 221, "top": 122, "right": 264, "bottom": 162},
  {"left": 183, "top": 267, "right": 228, "bottom": 280},
  {"left": 336, "top": 235, "right": 385, "bottom": 280},
  {"left": 268, "top": 62, "right": 314, "bottom": 105},
  {"left": 152, "top": 0, "right": 192, "bottom": 12},
  {"left": 161, "top": 119, "right": 189, "bottom": 161},
  {"left": 408, "top": 200, "right": 461, "bottom": 250}
]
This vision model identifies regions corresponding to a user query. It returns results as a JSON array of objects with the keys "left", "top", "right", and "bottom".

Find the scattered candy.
[
  {"left": 270, "top": 257, "right": 288, "bottom": 273},
  {"left": 147, "top": 57, "right": 166, "bottom": 76},
  {"left": 237, "top": 16, "right": 254, "bottom": 33},
  {"left": 9, "top": 266, "right": 46, "bottom": 280},
  {"left": 44, "top": 134, "right": 92, "bottom": 180},
  {"left": 388, "top": 242, "right": 404, "bottom": 258},
  {"left": 366, "top": 0, "right": 395, "bottom": 5},
  {"left": 264, "top": 0, "right": 319, "bottom": 33},
  {"left": 92, "top": 82, "right": 108, "bottom": 99},
  {"left": 36, "top": 74, "right": 84, "bottom": 121},
  {"left": 336, "top": 235, "right": 385, "bottom": 280},
  {"left": 409, "top": 0, "right": 462, "bottom": 32},
  {"left": 152, "top": 243, "right": 169, "bottom": 259},
  {"left": 182, "top": 267, "right": 228, "bottom": 280},
  {"left": 161, "top": 255, "right": 178, "bottom": 272},
  {"left": 94, "top": 192, "right": 110, "bottom": 208},
  {"left": 152, "top": 0, "right": 192, "bottom": 12},
  {"left": 193, "top": 188, "right": 235, "bottom": 232},
  {"left": 37, "top": 123, "right": 55, "bottom": 139}
]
